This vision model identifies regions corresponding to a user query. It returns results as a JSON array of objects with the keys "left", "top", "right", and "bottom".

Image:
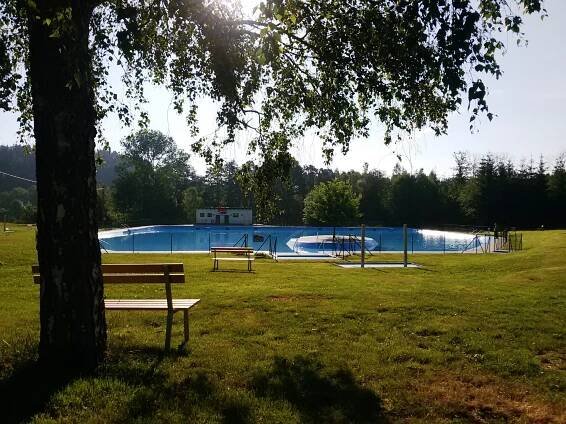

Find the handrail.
[
  {"left": 255, "top": 234, "right": 272, "bottom": 252},
  {"left": 271, "top": 237, "right": 278, "bottom": 260},
  {"left": 233, "top": 233, "right": 248, "bottom": 247},
  {"left": 461, "top": 234, "right": 491, "bottom": 254},
  {"left": 461, "top": 235, "right": 479, "bottom": 253},
  {"left": 99, "top": 239, "right": 110, "bottom": 254},
  {"left": 350, "top": 234, "right": 374, "bottom": 256}
]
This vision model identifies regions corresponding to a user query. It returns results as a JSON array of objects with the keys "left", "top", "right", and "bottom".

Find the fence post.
[
  {"left": 403, "top": 224, "right": 408, "bottom": 267},
  {"left": 443, "top": 234, "right": 446, "bottom": 254},
  {"left": 361, "top": 225, "right": 366, "bottom": 269},
  {"left": 170, "top": 233, "right": 173, "bottom": 254},
  {"left": 132, "top": 233, "right": 135, "bottom": 254}
]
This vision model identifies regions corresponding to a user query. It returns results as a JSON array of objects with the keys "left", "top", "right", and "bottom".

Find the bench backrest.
[
  {"left": 32, "top": 263, "right": 185, "bottom": 311},
  {"left": 32, "top": 263, "right": 185, "bottom": 285},
  {"left": 211, "top": 247, "right": 253, "bottom": 253}
]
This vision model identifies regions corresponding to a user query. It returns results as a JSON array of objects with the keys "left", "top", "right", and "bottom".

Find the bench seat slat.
[
  {"left": 105, "top": 299, "right": 200, "bottom": 310},
  {"left": 212, "top": 258, "right": 255, "bottom": 261},
  {"left": 101, "top": 263, "right": 185, "bottom": 273},
  {"left": 31, "top": 263, "right": 184, "bottom": 274},
  {"left": 32, "top": 263, "right": 186, "bottom": 274},
  {"left": 33, "top": 273, "right": 185, "bottom": 285},
  {"left": 103, "top": 273, "right": 185, "bottom": 284}
]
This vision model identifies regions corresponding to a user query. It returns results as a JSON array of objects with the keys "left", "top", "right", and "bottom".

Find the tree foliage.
[
  {"left": 303, "top": 180, "right": 361, "bottom": 226},
  {"left": 3, "top": 146, "right": 566, "bottom": 228},
  {"left": 0, "top": 0, "right": 546, "bottom": 162},
  {"left": 113, "top": 129, "right": 194, "bottom": 223}
]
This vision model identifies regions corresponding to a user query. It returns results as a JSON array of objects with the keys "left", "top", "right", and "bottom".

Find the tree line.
[{"left": 2, "top": 132, "right": 565, "bottom": 229}]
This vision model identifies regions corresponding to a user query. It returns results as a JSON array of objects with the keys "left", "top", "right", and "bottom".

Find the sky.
[{"left": 0, "top": 0, "right": 565, "bottom": 177}]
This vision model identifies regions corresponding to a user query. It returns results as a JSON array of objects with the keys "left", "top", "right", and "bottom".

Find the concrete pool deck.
[{"left": 336, "top": 262, "right": 421, "bottom": 268}]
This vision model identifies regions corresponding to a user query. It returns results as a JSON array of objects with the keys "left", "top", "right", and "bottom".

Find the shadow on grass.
[
  {"left": 252, "top": 355, "right": 387, "bottom": 423},
  {"left": 105, "top": 359, "right": 251, "bottom": 423},
  {"left": 1, "top": 361, "right": 76, "bottom": 424},
  {"left": 2, "top": 348, "right": 385, "bottom": 423},
  {"left": 102, "top": 345, "right": 252, "bottom": 423},
  {"left": 0, "top": 343, "right": 169, "bottom": 424}
]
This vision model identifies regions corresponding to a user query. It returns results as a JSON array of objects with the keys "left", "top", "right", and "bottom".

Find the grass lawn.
[{"left": 0, "top": 225, "right": 565, "bottom": 423}]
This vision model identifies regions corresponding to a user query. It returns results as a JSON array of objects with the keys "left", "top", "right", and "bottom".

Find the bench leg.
[
  {"left": 183, "top": 310, "right": 189, "bottom": 344},
  {"left": 165, "top": 310, "right": 174, "bottom": 352}
]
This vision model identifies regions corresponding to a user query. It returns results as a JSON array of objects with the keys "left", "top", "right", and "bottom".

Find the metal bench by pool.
[{"left": 99, "top": 225, "right": 490, "bottom": 255}]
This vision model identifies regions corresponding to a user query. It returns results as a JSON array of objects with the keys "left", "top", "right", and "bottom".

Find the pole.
[
  {"left": 403, "top": 224, "right": 408, "bottom": 267},
  {"left": 361, "top": 224, "right": 366, "bottom": 268},
  {"left": 170, "top": 233, "right": 173, "bottom": 254}
]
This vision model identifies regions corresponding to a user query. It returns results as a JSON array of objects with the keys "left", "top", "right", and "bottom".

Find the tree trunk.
[{"left": 28, "top": 1, "right": 106, "bottom": 371}]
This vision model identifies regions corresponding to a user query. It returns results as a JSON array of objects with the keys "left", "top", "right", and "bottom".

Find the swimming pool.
[{"left": 99, "top": 225, "right": 488, "bottom": 254}]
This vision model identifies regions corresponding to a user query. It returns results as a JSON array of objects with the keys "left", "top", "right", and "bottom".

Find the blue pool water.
[{"left": 99, "top": 225, "right": 487, "bottom": 254}]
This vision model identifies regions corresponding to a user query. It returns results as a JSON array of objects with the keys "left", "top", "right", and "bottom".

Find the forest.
[{"left": 1, "top": 138, "right": 565, "bottom": 229}]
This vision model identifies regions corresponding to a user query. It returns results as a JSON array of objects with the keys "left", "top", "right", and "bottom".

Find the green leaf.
[{"left": 255, "top": 48, "right": 267, "bottom": 65}]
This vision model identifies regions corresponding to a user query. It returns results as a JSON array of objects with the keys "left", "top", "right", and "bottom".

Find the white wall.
[{"left": 196, "top": 209, "right": 252, "bottom": 225}]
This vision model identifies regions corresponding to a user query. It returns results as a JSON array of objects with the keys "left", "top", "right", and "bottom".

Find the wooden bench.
[
  {"left": 32, "top": 263, "right": 199, "bottom": 351},
  {"left": 210, "top": 247, "right": 254, "bottom": 272}
]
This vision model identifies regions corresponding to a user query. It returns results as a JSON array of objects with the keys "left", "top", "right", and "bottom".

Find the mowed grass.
[{"left": 0, "top": 225, "right": 565, "bottom": 423}]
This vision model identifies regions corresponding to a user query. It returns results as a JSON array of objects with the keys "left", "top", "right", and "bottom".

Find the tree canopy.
[
  {"left": 113, "top": 129, "right": 194, "bottom": 223},
  {"left": 303, "top": 180, "right": 360, "bottom": 226},
  {"left": 1, "top": 0, "right": 546, "bottom": 163}
]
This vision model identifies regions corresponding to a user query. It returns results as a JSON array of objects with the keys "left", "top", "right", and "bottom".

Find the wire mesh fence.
[{"left": 98, "top": 225, "right": 523, "bottom": 257}]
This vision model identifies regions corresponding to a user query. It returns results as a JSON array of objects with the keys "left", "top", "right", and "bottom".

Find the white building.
[{"left": 196, "top": 208, "right": 253, "bottom": 225}]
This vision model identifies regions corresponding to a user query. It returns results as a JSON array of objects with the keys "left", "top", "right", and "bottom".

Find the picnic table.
[{"left": 211, "top": 246, "right": 254, "bottom": 272}]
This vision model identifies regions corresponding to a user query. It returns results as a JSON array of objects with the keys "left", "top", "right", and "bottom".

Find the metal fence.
[{"left": 100, "top": 225, "right": 523, "bottom": 256}]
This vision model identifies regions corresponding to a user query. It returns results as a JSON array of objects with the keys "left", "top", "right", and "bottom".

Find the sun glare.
[{"left": 218, "top": 0, "right": 259, "bottom": 16}]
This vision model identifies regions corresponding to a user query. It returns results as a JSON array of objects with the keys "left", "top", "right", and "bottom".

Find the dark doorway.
[
  {"left": 215, "top": 215, "right": 220, "bottom": 224},
  {"left": 224, "top": 215, "right": 229, "bottom": 225}
]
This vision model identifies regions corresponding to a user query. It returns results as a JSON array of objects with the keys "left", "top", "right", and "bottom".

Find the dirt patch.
[
  {"left": 415, "top": 372, "right": 565, "bottom": 423},
  {"left": 537, "top": 351, "right": 566, "bottom": 371},
  {"left": 268, "top": 295, "right": 292, "bottom": 302}
]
